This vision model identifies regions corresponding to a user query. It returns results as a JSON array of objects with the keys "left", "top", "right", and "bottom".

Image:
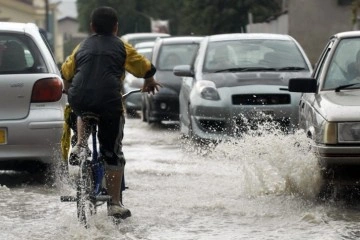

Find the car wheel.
[
  {"left": 126, "top": 108, "right": 138, "bottom": 118},
  {"left": 317, "top": 167, "right": 337, "bottom": 200}
]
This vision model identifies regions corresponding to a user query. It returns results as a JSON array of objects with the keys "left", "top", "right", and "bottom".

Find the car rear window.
[{"left": 0, "top": 33, "right": 47, "bottom": 74}]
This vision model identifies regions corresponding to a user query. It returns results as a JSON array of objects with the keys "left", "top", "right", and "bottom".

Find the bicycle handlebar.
[{"left": 122, "top": 89, "right": 141, "bottom": 99}]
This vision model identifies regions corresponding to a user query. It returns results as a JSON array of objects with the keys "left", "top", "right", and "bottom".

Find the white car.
[
  {"left": 289, "top": 31, "right": 360, "bottom": 176},
  {"left": 121, "top": 32, "right": 169, "bottom": 46},
  {"left": 174, "top": 33, "right": 313, "bottom": 142},
  {"left": 0, "top": 22, "right": 66, "bottom": 172}
]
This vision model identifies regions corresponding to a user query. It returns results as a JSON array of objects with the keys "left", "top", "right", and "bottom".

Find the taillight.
[{"left": 31, "top": 77, "right": 63, "bottom": 102}]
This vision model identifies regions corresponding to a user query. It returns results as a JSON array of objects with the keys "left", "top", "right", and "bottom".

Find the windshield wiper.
[
  {"left": 335, "top": 83, "right": 360, "bottom": 92},
  {"left": 277, "top": 66, "right": 306, "bottom": 71},
  {"left": 214, "top": 67, "right": 277, "bottom": 73}
]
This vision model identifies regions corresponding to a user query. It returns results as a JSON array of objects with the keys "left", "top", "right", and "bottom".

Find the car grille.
[
  {"left": 232, "top": 94, "right": 291, "bottom": 105},
  {"left": 234, "top": 116, "right": 291, "bottom": 133},
  {"left": 198, "top": 119, "right": 226, "bottom": 133}
]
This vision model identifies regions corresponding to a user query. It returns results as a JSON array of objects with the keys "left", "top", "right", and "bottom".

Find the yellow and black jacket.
[
  {"left": 61, "top": 33, "right": 155, "bottom": 114},
  {"left": 60, "top": 34, "right": 156, "bottom": 161}
]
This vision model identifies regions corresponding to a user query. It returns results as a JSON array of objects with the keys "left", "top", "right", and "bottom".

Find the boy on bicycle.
[{"left": 61, "top": 6, "right": 161, "bottom": 219}]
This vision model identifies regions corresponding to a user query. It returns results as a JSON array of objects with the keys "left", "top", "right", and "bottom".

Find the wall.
[
  {"left": 0, "top": 0, "right": 62, "bottom": 63},
  {"left": 246, "top": 0, "right": 353, "bottom": 65},
  {"left": 288, "top": 0, "right": 352, "bottom": 64},
  {"left": 247, "top": 13, "right": 289, "bottom": 34}
]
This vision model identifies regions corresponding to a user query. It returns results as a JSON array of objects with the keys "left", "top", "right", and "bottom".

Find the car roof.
[
  {"left": 157, "top": 36, "right": 203, "bottom": 44},
  {"left": 207, "top": 33, "right": 294, "bottom": 42},
  {"left": 0, "top": 22, "right": 39, "bottom": 33},
  {"left": 121, "top": 32, "right": 170, "bottom": 40},
  {"left": 331, "top": 31, "right": 360, "bottom": 39},
  {"left": 134, "top": 41, "right": 155, "bottom": 49}
]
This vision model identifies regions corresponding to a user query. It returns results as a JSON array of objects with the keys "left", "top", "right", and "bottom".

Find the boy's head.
[{"left": 90, "top": 6, "right": 118, "bottom": 35}]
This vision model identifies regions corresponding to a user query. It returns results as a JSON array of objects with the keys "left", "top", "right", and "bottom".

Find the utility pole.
[{"left": 45, "top": 0, "right": 49, "bottom": 32}]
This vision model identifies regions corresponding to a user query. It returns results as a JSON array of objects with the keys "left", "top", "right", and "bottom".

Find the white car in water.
[
  {"left": 174, "top": 33, "right": 313, "bottom": 142},
  {"left": 0, "top": 22, "right": 66, "bottom": 172}
]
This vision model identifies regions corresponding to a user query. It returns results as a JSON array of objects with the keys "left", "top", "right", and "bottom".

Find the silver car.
[
  {"left": 0, "top": 22, "right": 66, "bottom": 172},
  {"left": 174, "top": 33, "right": 313, "bottom": 141},
  {"left": 289, "top": 31, "right": 360, "bottom": 171}
]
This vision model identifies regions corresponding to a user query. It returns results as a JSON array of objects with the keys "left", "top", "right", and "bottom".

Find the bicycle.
[{"left": 60, "top": 89, "right": 141, "bottom": 228}]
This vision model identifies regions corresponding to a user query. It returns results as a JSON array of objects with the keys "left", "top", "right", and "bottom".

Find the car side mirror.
[
  {"left": 288, "top": 78, "right": 317, "bottom": 93},
  {"left": 173, "top": 65, "right": 194, "bottom": 77}
]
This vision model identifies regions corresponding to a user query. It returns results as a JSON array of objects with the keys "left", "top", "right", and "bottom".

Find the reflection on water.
[{"left": 1, "top": 119, "right": 360, "bottom": 239}]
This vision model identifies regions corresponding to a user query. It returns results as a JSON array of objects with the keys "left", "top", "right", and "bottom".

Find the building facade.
[
  {"left": 247, "top": 0, "right": 353, "bottom": 65},
  {"left": 0, "top": 0, "right": 62, "bottom": 63}
]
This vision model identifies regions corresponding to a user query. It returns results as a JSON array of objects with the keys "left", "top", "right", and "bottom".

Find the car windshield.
[
  {"left": 0, "top": 33, "right": 47, "bottom": 74},
  {"left": 157, "top": 43, "right": 199, "bottom": 71},
  {"left": 323, "top": 38, "right": 360, "bottom": 90},
  {"left": 203, "top": 39, "right": 308, "bottom": 73}
]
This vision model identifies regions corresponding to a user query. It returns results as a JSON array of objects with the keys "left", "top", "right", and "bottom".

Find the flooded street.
[{"left": 2, "top": 117, "right": 360, "bottom": 239}]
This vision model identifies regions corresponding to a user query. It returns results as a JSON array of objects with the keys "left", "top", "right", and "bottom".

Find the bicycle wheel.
[{"left": 76, "top": 159, "right": 96, "bottom": 228}]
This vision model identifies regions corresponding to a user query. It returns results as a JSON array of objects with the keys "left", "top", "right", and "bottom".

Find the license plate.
[{"left": 0, "top": 128, "right": 7, "bottom": 144}]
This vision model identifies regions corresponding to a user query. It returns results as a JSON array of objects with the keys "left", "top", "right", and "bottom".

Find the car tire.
[{"left": 126, "top": 108, "right": 138, "bottom": 118}]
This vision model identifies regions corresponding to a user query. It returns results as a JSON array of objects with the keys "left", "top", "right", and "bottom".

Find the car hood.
[
  {"left": 155, "top": 70, "right": 182, "bottom": 93},
  {"left": 315, "top": 91, "right": 360, "bottom": 121},
  {"left": 201, "top": 71, "right": 311, "bottom": 88}
]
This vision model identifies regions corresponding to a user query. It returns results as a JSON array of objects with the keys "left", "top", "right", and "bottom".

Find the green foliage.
[{"left": 76, "top": 0, "right": 281, "bottom": 36}]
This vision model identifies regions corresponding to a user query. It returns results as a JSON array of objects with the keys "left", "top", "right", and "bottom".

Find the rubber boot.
[{"left": 105, "top": 165, "right": 131, "bottom": 219}]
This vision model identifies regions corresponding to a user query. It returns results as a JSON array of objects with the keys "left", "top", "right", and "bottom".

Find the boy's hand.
[{"left": 142, "top": 77, "right": 162, "bottom": 95}]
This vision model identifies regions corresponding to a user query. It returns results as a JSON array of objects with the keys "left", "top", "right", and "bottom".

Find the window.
[
  {"left": 323, "top": 38, "right": 360, "bottom": 90},
  {"left": 204, "top": 39, "right": 308, "bottom": 72},
  {"left": 0, "top": 33, "right": 47, "bottom": 74}
]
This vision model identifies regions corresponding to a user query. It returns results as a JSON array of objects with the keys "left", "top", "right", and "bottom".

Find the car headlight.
[
  {"left": 323, "top": 122, "right": 337, "bottom": 144},
  {"left": 196, "top": 80, "right": 220, "bottom": 100},
  {"left": 338, "top": 122, "right": 360, "bottom": 143}
]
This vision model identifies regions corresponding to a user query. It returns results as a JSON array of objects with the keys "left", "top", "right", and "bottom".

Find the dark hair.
[{"left": 91, "top": 6, "right": 118, "bottom": 35}]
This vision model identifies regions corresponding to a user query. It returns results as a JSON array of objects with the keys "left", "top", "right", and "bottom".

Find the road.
[{"left": 1, "top": 117, "right": 360, "bottom": 239}]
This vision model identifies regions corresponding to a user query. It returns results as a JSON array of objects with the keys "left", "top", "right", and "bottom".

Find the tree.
[
  {"left": 76, "top": 0, "right": 281, "bottom": 36},
  {"left": 178, "top": 0, "right": 281, "bottom": 35}
]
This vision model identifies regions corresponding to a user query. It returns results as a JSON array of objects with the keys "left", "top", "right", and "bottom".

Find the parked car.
[
  {"left": 121, "top": 32, "right": 170, "bottom": 46},
  {"left": 142, "top": 36, "right": 203, "bottom": 123},
  {"left": 123, "top": 41, "right": 155, "bottom": 116},
  {"left": 174, "top": 33, "right": 313, "bottom": 141},
  {"left": 0, "top": 22, "right": 66, "bottom": 172},
  {"left": 288, "top": 31, "right": 360, "bottom": 176}
]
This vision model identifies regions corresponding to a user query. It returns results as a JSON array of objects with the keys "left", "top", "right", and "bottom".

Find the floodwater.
[{"left": 1, "top": 118, "right": 360, "bottom": 240}]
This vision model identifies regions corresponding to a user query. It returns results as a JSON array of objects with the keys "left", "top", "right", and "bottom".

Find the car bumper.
[
  {"left": 148, "top": 94, "right": 180, "bottom": 121},
  {"left": 314, "top": 144, "right": 360, "bottom": 166},
  {"left": 190, "top": 104, "right": 297, "bottom": 140},
  {"left": 187, "top": 85, "right": 299, "bottom": 140},
  {"left": 0, "top": 108, "right": 63, "bottom": 164}
]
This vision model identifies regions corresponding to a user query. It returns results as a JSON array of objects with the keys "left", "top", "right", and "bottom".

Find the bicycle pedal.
[
  {"left": 90, "top": 195, "right": 111, "bottom": 202},
  {"left": 60, "top": 196, "right": 77, "bottom": 202}
]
